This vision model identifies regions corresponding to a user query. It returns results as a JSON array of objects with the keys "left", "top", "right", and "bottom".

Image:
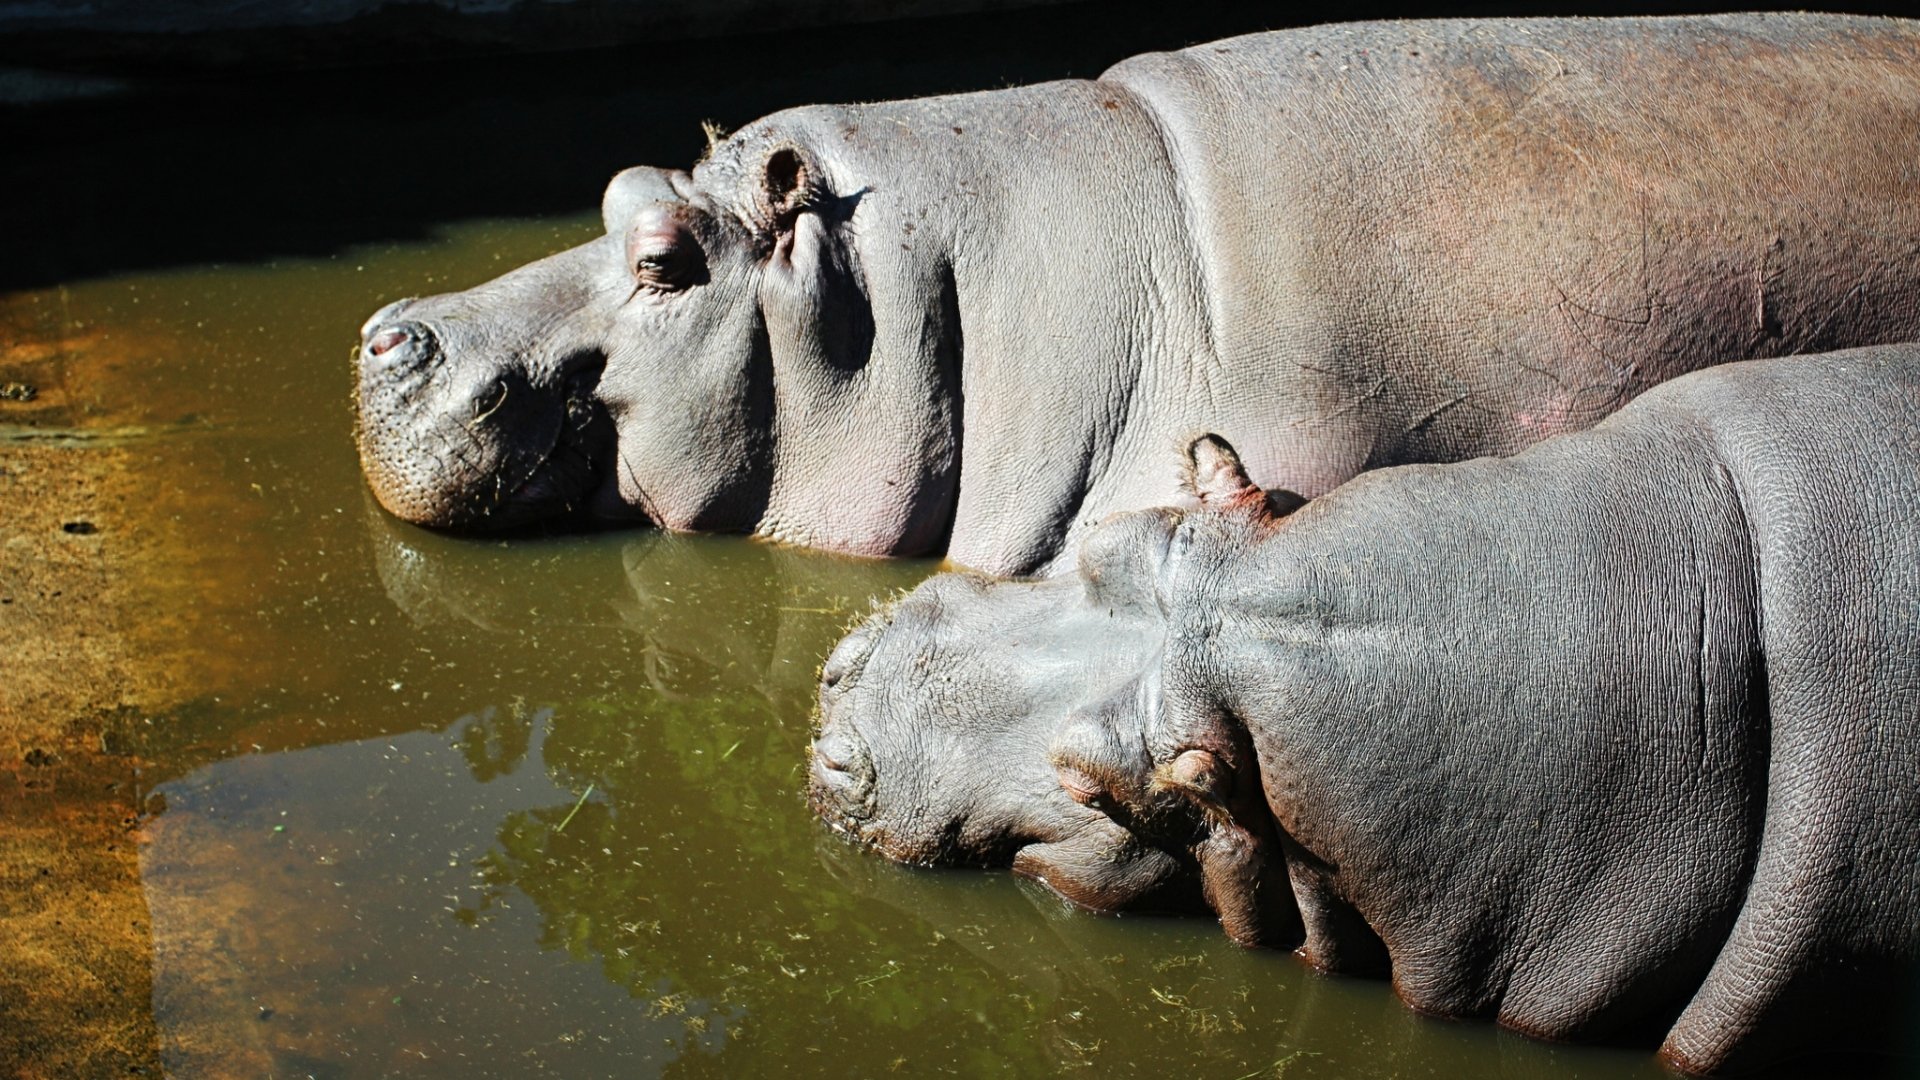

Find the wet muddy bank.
[
  {"left": 0, "top": 291, "right": 308, "bottom": 1077},
  {"left": 1, "top": 317, "right": 162, "bottom": 1078}
]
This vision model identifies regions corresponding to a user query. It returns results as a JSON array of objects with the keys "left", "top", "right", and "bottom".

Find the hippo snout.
[{"left": 808, "top": 725, "right": 876, "bottom": 825}]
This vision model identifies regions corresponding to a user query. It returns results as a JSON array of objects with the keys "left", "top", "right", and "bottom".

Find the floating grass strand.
[{"left": 555, "top": 783, "right": 595, "bottom": 833}]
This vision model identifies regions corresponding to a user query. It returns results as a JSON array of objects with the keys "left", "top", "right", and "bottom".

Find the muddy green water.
[{"left": 10, "top": 218, "right": 1679, "bottom": 1078}]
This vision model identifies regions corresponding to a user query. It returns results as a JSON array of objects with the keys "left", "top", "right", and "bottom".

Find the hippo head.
[
  {"left": 811, "top": 436, "right": 1307, "bottom": 941},
  {"left": 808, "top": 515, "right": 1199, "bottom": 913},
  {"left": 355, "top": 133, "right": 957, "bottom": 551}
]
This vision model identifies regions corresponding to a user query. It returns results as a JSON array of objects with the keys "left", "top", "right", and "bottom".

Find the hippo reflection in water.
[
  {"left": 809, "top": 349, "right": 1920, "bottom": 1074},
  {"left": 357, "top": 14, "right": 1920, "bottom": 576},
  {"left": 361, "top": 500, "right": 920, "bottom": 703}
]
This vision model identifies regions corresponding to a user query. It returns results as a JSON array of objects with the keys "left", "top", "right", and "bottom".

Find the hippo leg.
[
  {"left": 1285, "top": 855, "right": 1388, "bottom": 977},
  {"left": 1660, "top": 796, "right": 1912, "bottom": 1074},
  {"left": 1189, "top": 811, "right": 1303, "bottom": 949}
]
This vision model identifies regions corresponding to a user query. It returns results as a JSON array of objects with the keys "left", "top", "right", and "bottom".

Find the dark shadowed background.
[{"left": 2, "top": 0, "right": 1909, "bottom": 291}]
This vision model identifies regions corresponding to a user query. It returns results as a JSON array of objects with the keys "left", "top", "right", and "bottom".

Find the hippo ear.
[
  {"left": 1054, "top": 697, "right": 1302, "bottom": 948},
  {"left": 1151, "top": 748, "right": 1234, "bottom": 814},
  {"left": 1153, "top": 746, "right": 1303, "bottom": 948},
  {"left": 1183, "top": 434, "right": 1259, "bottom": 505},
  {"left": 1182, "top": 434, "right": 1306, "bottom": 520},
  {"left": 757, "top": 145, "right": 826, "bottom": 236},
  {"left": 760, "top": 169, "right": 875, "bottom": 374}
]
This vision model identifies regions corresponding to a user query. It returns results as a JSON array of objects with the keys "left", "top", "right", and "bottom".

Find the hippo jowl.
[
  {"left": 356, "top": 13, "right": 1920, "bottom": 575},
  {"left": 808, "top": 346, "right": 1920, "bottom": 1074}
]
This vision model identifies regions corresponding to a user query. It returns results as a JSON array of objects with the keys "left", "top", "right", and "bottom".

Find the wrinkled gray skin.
[
  {"left": 357, "top": 13, "right": 1920, "bottom": 575},
  {"left": 811, "top": 348, "right": 1920, "bottom": 1073}
]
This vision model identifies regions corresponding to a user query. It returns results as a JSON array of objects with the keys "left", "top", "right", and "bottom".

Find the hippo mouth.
[
  {"left": 805, "top": 734, "right": 884, "bottom": 843},
  {"left": 806, "top": 790, "right": 995, "bottom": 870},
  {"left": 493, "top": 366, "right": 625, "bottom": 527},
  {"left": 804, "top": 740, "right": 980, "bottom": 869},
  {"left": 809, "top": 763, "right": 1214, "bottom": 919},
  {"left": 428, "top": 361, "right": 627, "bottom": 532}
]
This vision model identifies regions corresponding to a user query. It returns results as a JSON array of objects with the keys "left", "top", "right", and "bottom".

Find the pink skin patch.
[
  {"left": 367, "top": 328, "right": 408, "bottom": 357},
  {"left": 1512, "top": 400, "right": 1579, "bottom": 435}
]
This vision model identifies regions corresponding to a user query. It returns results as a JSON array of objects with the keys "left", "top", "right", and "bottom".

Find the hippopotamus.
[
  {"left": 807, "top": 347, "right": 1920, "bottom": 1073},
  {"left": 355, "top": 13, "right": 1920, "bottom": 576}
]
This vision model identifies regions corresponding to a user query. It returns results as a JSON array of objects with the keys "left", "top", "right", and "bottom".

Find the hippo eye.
[
  {"left": 625, "top": 213, "right": 709, "bottom": 292},
  {"left": 1169, "top": 518, "right": 1196, "bottom": 562},
  {"left": 1154, "top": 517, "right": 1200, "bottom": 613}
]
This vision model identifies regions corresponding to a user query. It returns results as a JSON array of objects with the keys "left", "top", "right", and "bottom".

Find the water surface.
[{"left": 4, "top": 218, "right": 1678, "bottom": 1079}]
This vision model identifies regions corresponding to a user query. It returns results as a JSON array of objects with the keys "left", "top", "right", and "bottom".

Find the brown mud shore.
[{"left": 0, "top": 305, "right": 217, "bottom": 1078}]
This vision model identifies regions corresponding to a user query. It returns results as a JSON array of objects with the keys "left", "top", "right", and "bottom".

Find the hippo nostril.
[
  {"left": 809, "top": 727, "right": 876, "bottom": 824},
  {"left": 813, "top": 731, "right": 858, "bottom": 774},
  {"left": 361, "top": 321, "right": 442, "bottom": 378},
  {"left": 820, "top": 619, "right": 883, "bottom": 695},
  {"left": 359, "top": 297, "right": 417, "bottom": 340},
  {"left": 812, "top": 727, "right": 874, "bottom": 784},
  {"left": 367, "top": 327, "right": 409, "bottom": 358}
]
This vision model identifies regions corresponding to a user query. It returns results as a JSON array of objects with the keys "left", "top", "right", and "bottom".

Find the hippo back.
[
  {"left": 1197, "top": 348, "right": 1920, "bottom": 1070},
  {"left": 1101, "top": 15, "right": 1920, "bottom": 505}
]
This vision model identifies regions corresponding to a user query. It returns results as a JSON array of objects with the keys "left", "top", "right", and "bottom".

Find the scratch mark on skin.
[
  {"left": 1404, "top": 393, "right": 1468, "bottom": 434},
  {"left": 1550, "top": 197, "right": 1656, "bottom": 351},
  {"left": 1515, "top": 358, "right": 1572, "bottom": 395},
  {"left": 1471, "top": 44, "right": 1583, "bottom": 167},
  {"left": 615, "top": 446, "right": 665, "bottom": 528},
  {"left": 1553, "top": 292, "right": 1645, "bottom": 384},
  {"left": 1556, "top": 282, "right": 1655, "bottom": 330},
  {"left": 428, "top": 425, "right": 486, "bottom": 488},
  {"left": 1747, "top": 236, "right": 1785, "bottom": 347},
  {"left": 422, "top": 414, "right": 559, "bottom": 523},
  {"left": 1512, "top": 355, "right": 1637, "bottom": 426},
  {"left": 1501, "top": 46, "right": 1570, "bottom": 123}
]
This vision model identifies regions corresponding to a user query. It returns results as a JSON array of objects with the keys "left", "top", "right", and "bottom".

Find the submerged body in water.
[{"left": 812, "top": 348, "right": 1920, "bottom": 1074}]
